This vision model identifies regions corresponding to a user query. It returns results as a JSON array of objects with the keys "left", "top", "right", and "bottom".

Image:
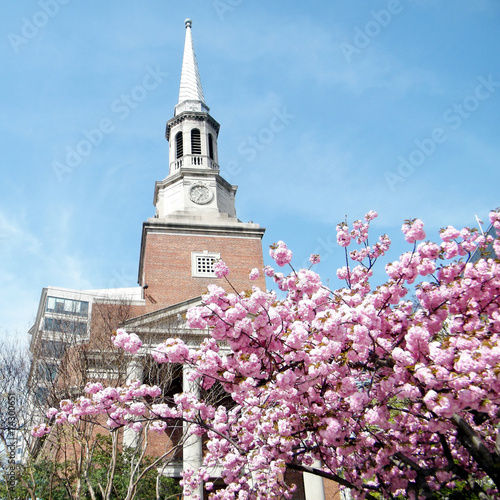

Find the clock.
[{"left": 189, "top": 184, "right": 213, "bottom": 205}]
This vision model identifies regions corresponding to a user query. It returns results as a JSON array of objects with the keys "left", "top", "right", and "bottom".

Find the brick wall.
[
  {"left": 141, "top": 232, "right": 266, "bottom": 312},
  {"left": 323, "top": 478, "right": 342, "bottom": 498}
]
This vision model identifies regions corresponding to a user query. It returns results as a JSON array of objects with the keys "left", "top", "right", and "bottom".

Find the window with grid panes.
[
  {"left": 191, "top": 251, "right": 220, "bottom": 277},
  {"left": 197, "top": 256, "right": 215, "bottom": 274}
]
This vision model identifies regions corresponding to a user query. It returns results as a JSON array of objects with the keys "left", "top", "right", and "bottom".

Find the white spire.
[{"left": 178, "top": 19, "right": 206, "bottom": 106}]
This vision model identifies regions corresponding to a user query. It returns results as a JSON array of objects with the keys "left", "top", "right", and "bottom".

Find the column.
[
  {"left": 303, "top": 460, "right": 326, "bottom": 500},
  {"left": 123, "top": 355, "right": 143, "bottom": 448},
  {"left": 182, "top": 364, "right": 203, "bottom": 500}
]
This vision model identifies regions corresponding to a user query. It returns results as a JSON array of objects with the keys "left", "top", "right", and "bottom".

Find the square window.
[{"left": 191, "top": 251, "right": 220, "bottom": 277}]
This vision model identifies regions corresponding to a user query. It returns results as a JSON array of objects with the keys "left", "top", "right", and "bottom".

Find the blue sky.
[{"left": 1, "top": 1, "right": 499, "bottom": 338}]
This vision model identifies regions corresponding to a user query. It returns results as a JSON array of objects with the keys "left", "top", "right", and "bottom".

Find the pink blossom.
[
  {"left": 494, "top": 240, "right": 500, "bottom": 258},
  {"left": 153, "top": 338, "right": 191, "bottom": 364},
  {"left": 60, "top": 399, "right": 73, "bottom": 412},
  {"left": 263, "top": 265, "right": 275, "bottom": 277},
  {"left": 249, "top": 268, "right": 260, "bottom": 280},
  {"left": 128, "top": 402, "right": 146, "bottom": 416},
  {"left": 309, "top": 254, "right": 321, "bottom": 265},
  {"left": 337, "top": 266, "right": 349, "bottom": 280},
  {"left": 67, "top": 414, "right": 80, "bottom": 424},
  {"left": 151, "top": 403, "right": 179, "bottom": 419},
  {"left": 269, "top": 241, "right": 292, "bottom": 267},
  {"left": 214, "top": 260, "right": 229, "bottom": 278},
  {"left": 489, "top": 210, "right": 500, "bottom": 232},
  {"left": 31, "top": 423, "right": 50, "bottom": 438},
  {"left": 46, "top": 407, "right": 58, "bottom": 419},
  {"left": 113, "top": 329, "right": 142, "bottom": 354},
  {"left": 440, "top": 225, "right": 460, "bottom": 242},
  {"left": 336, "top": 223, "right": 351, "bottom": 247},
  {"left": 129, "top": 422, "right": 143, "bottom": 433},
  {"left": 84, "top": 382, "right": 104, "bottom": 394},
  {"left": 146, "top": 385, "right": 162, "bottom": 397},
  {"left": 401, "top": 219, "right": 426, "bottom": 244}
]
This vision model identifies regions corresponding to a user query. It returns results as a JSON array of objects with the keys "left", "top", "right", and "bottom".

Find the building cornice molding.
[
  {"left": 123, "top": 296, "right": 202, "bottom": 329},
  {"left": 166, "top": 111, "right": 220, "bottom": 141},
  {"left": 142, "top": 219, "right": 266, "bottom": 237}
]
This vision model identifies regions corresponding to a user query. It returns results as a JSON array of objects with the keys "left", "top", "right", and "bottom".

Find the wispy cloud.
[{"left": 0, "top": 211, "right": 42, "bottom": 256}]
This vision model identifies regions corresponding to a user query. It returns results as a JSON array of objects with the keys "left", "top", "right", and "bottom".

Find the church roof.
[{"left": 178, "top": 19, "right": 206, "bottom": 106}]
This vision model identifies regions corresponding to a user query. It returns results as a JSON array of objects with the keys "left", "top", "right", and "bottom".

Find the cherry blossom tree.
[{"left": 33, "top": 210, "right": 500, "bottom": 500}]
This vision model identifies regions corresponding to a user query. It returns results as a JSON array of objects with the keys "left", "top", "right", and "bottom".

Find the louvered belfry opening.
[
  {"left": 191, "top": 128, "right": 201, "bottom": 155},
  {"left": 208, "top": 133, "right": 214, "bottom": 160},
  {"left": 175, "top": 131, "right": 183, "bottom": 159}
]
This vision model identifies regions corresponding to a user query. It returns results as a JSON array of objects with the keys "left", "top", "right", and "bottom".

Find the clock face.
[{"left": 189, "top": 184, "right": 213, "bottom": 205}]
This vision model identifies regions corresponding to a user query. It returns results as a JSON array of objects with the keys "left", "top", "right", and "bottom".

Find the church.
[{"left": 26, "top": 19, "right": 337, "bottom": 500}]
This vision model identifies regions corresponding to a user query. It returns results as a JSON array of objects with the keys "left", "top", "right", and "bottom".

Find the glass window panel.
[{"left": 46, "top": 297, "right": 89, "bottom": 317}]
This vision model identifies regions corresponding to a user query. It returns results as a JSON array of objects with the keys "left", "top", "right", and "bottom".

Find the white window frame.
[{"left": 191, "top": 251, "right": 220, "bottom": 278}]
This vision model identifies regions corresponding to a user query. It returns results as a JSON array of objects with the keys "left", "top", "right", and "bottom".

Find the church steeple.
[
  {"left": 138, "top": 19, "right": 266, "bottom": 312},
  {"left": 176, "top": 19, "right": 207, "bottom": 115},
  {"left": 156, "top": 19, "right": 235, "bottom": 220}
]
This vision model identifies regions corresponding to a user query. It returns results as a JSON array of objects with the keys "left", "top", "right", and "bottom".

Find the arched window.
[
  {"left": 191, "top": 129, "right": 201, "bottom": 155},
  {"left": 175, "top": 131, "right": 183, "bottom": 159},
  {"left": 208, "top": 134, "right": 214, "bottom": 160}
]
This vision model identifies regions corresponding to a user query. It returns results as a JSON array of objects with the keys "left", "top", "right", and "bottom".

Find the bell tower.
[
  {"left": 138, "top": 19, "right": 266, "bottom": 311},
  {"left": 154, "top": 19, "right": 237, "bottom": 221}
]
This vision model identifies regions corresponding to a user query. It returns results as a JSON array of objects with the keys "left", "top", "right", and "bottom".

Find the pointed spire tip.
[{"left": 175, "top": 17, "right": 209, "bottom": 114}]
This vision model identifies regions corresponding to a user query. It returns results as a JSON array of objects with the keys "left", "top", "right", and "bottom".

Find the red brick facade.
[{"left": 139, "top": 230, "right": 266, "bottom": 313}]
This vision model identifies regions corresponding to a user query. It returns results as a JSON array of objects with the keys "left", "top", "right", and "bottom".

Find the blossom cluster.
[
  {"left": 33, "top": 211, "right": 500, "bottom": 500},
  {"left": 112, "top": 329, "right": 142, "bottom": 354},
  {"left": 269, "top": 241, "right": 292, "bottom": 267},
  {"left": 34, "top": 380, "right": 168, "bottom": 437},
  {"left": 213, "top": 260, "right": 229, "bottom": 278}
]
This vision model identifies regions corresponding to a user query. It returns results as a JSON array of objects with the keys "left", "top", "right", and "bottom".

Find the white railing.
[{"left": 170, "top": 155, "right": 220, "bottom": 171}]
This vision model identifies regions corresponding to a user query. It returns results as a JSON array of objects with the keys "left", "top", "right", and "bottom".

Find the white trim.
[
  {"left": 191, "top": 250, "right": 220, "bottom": 277},
  {"left": 147, "top": 230, "right": 263, "bottom": 240}
]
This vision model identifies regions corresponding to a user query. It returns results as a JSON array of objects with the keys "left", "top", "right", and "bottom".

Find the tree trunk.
[{"left": 452, "top": 413, "right": 500, "bottom": 491}]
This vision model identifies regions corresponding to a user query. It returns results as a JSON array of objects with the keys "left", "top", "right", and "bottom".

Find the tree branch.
[{"left": 452, "top": 412, "right": 500, "bottom": 491}]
